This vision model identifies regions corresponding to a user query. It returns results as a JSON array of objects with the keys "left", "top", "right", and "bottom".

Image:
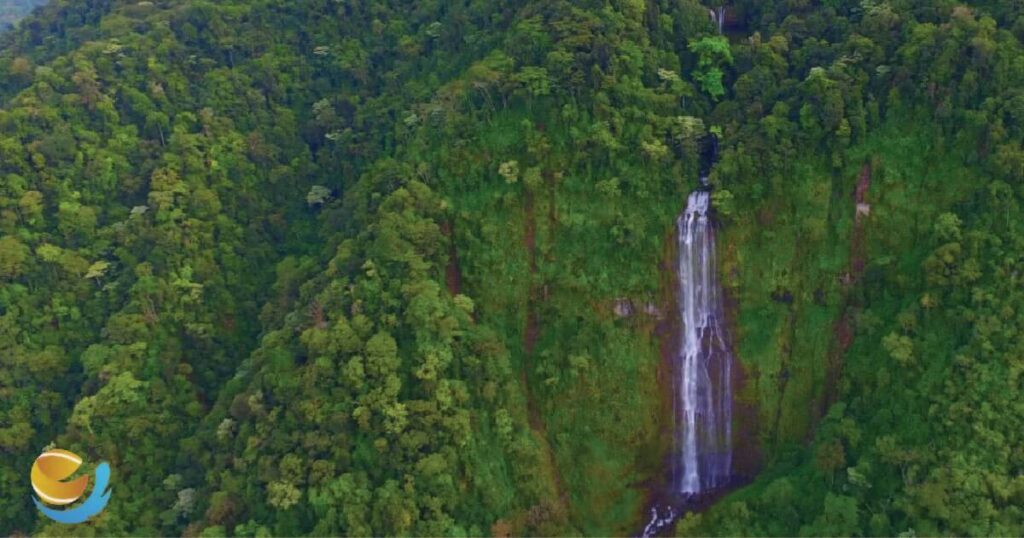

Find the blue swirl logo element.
[{"left": 31, "top": 449, "right": 112, "bottom": 524}]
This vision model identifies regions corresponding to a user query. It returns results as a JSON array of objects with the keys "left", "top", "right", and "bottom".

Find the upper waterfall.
[{"left": 708, "top": 6, "right": 726, "bottom": 34}]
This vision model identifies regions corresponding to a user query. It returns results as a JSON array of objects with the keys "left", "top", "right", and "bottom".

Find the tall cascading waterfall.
[
  {"left": 673, "top": 187, "right": 733, "bottom": 495},
  {"left": 642, "top": 133, "right": 734, "bottom": 537}
]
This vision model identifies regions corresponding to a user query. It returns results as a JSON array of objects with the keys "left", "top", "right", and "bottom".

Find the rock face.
[
  {"left": 613, "top": 299, "right": 635, "bottom": 318},
  {"left": 612, "top": 299, "right": 662, "bottom": 319},
  {"left": 856, "top": 202, "right": 871, "bottom": 219}
]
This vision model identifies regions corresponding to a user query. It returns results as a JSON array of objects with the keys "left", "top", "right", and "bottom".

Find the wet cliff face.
[
  {"left": 641, "top": 133, "right": 758, "bottom": 537},
  {"left": 673, "top": 189, "right": 734, "bottom": 496}
]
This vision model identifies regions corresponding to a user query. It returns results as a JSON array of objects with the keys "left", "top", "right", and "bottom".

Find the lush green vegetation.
[{"left": 1, "top": 0, "right": 1024, "bottom": 536}]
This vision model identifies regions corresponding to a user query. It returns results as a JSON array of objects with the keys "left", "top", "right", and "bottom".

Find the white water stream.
[
  {"left": 674, "top": 187, "right": 733, "bottom": 495},
  {"left": 641, "top": 133, "right": 734, "bottom": 537}
]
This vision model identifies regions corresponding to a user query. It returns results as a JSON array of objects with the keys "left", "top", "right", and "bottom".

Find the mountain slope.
[{"left": 1, "top": 0, "right": 1023, "bottom": 536}]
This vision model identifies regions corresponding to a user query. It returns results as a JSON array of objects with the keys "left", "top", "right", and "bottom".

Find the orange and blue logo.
[{"left": 31, "top": 449, "right": 111, "bottom": 524}]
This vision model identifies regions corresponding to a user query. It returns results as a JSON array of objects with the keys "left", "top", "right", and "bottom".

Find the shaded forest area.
[{"left": 1, "top": 0, "right": 1024, "bottom": 536}]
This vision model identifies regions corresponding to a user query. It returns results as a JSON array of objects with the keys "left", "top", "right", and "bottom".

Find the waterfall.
[
  {"left": 674, "top": 188, "right": 733, "bottom": 496},
  {"left": 640, "top": 133, "right": 733, "bottom": 537},
  {"left": 707, "top": 6, "right": 726, "bottom": 34}
]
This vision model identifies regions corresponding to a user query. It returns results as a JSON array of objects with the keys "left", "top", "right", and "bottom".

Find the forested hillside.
[{"left": 1, "top": 0, "right": 1023, "bottom": 536}]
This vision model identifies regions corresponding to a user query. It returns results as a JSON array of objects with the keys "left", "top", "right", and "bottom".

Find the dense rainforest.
[{"left": 1, "top": 0, "right": 1023, "bottom": 536}]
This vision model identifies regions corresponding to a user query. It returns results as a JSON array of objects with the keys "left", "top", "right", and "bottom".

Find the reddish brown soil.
[
  {"left": 819, "top": 161, "right": 872, "bottom": 418},
  {"left": 524, "top": 190, "right": 539, "bottom": 355},
  {"left": 518, "top": 188, "right": 569, "bottom": 518},
  {"left": 721, "top": 274, "right": 762, "bottom": 482},
  {"left": 440, "top": 220, "right": 462, "bottom": 296},
  {"left": 546, "top": 172, "right": 558, "bottom": 263},
  {"left": 855, "top": 162, "right": 871, "bottom": 204}
]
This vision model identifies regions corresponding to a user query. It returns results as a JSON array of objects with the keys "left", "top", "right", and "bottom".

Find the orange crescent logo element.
[{"left": 31, "top": 449, "right": 90, "bottom": 506}]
